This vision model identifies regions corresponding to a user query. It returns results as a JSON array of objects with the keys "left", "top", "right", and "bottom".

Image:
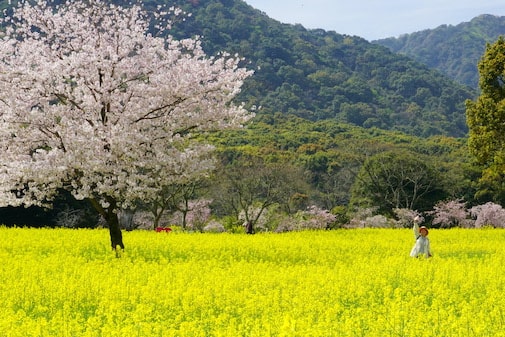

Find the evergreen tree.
[{"left": 466, "top": 36, "right": 505, "bottom": 203}]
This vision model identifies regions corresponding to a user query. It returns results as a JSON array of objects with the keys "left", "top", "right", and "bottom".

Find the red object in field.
[{"left": 155, "top": 227, "right": 172, "bottom": 233}]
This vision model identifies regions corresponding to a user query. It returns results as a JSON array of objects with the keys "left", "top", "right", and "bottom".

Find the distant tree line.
[{"left": 0, "top": 114, "right": 488, "bottom": 232}]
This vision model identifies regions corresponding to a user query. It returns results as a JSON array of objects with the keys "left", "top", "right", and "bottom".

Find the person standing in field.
[{"left": 410, "top": 216, "right": 432, "bottom": 258}]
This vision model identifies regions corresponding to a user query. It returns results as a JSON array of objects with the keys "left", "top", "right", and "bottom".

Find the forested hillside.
[
  {"left": 374, "top": 14, "right": 505, "bottom": 90},
  {"left": 166, "top": 0, "right": 475, "bottom": 137}
]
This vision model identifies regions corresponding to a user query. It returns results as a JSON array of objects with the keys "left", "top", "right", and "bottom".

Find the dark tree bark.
[
  {"left": 245, "top": 220, "right": 254, "bottom": 234},
  {"left": 89, "top": 197, "right": 124, "bottom": 255},
  {"left": 106, "top": 209, "right": 124, "bottom": 251}
]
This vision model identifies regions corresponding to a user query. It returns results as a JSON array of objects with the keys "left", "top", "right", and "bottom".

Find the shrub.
[
  {"left": 203, "top": 220, "right": 226, "bottom": 233},
  {"left": 275, "top": 206, "right": 336, "bottom": 232}
]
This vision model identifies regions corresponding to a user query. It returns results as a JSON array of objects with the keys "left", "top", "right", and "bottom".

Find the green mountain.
[
  {"left": 374, "top": 14, "right": 505, "bottom": 90},
  {"left": 0, "top": 0, "right": 477, "bottom": 137},
  {"left": 167, "top": 0, "right": 475, "bottom": 138}
]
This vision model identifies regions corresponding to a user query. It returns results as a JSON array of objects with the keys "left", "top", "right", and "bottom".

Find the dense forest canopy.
[
  {"left": 165, "top": 0, "right": 476, "bottom": 137},
  {"left": 375, "top": 14, "right": 505, "bottom": 90},
  {"left": 206, "top": 114, "right": 477, "bottom": 212}
]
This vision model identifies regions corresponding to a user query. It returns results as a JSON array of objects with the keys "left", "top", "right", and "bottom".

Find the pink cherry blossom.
[{"left": 0, "top": 0, "right": 253, "bottom": 247}]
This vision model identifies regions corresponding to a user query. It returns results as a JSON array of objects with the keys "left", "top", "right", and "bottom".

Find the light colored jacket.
[{"left": 410, "top": 222, "right": 432, "bottom": 258}]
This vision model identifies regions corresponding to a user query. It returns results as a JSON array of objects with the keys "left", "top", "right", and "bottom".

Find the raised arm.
[{"left": 413, "top": 221, "right": 420, "bottom": 239}]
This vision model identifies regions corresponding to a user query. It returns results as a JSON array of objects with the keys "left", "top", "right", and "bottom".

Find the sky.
[{"left": 243, "top": 0, "right": 505, "bottom": 41}]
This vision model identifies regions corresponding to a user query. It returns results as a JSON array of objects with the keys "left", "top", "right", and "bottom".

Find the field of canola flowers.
[{"left": 1, "top": 227, "right": 505, "bottom": 337}]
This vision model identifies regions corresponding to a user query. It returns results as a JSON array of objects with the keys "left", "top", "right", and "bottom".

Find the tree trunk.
[
  {"left": 107, "top": 211, "right": 124, "bottom": 252},
  {"left": 245, "top": 220, "right": 254, "bottom": 234},
  {"left": 89, "top": 198, "right": 124, "bottom": 255}
]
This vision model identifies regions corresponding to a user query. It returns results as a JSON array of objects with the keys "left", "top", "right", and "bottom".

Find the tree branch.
[{"left": 134, "top": 96, "right": 186, "bottom": 123}]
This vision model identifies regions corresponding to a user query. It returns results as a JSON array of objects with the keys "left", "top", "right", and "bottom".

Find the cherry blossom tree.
[
  {"left": 0, "top": 0, "right": 253, "bottom": 252},
  {"left": 469, "top": 202, "right": 505, "bottom": 228},
  {"left": 170, "top": 198, "right": 212, "bottom": 231},
  {"left": 393, "top": 208, "right": 422, "bottom": 228},
  {"left": 428, "top": 199, "right": 473, "bottom": 228},
  {"left": 275, "top": 205, "right": 337, "bottom": 232}
]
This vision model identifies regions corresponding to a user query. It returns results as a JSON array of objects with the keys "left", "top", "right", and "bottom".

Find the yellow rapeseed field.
[{"left": 0, "top": 227, "right": 504, "bottom": 336}]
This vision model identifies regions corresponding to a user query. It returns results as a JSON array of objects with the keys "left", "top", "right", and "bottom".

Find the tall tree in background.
[
  {"left": 350, "top": 150, "right": 441, "bottom": 214},
  {"left": 466, "top": 37, "right": 505, "bottom": 203},
  {"left": 0, "top": 0, "right": 253, "bottom": 252},
  {"left": 211, "top": 156, "right": 308, "bottom": 233}
]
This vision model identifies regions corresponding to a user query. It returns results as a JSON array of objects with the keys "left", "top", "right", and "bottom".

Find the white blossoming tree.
[{"left": 0, "top": 0, "right": 253, "bottom": 251}]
